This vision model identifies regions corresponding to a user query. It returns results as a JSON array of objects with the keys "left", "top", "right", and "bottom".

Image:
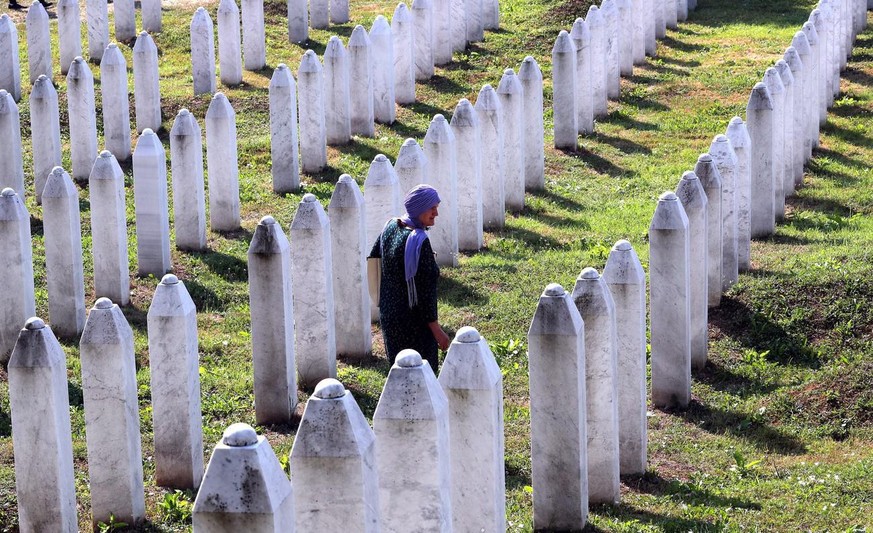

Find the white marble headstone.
[
  {"left": 66, "top": 58, "right": 99, "bottom": 181},
  {"left": 205, "top": 93, "right": 242, "bottom": 231},
  {"left": 298, "top": 50, "right": 327, "bottom": 173},
  {"left": 391, "top": 3, "right": 416, "bottom": 103},
  {"left": 570, "top": 18, "right": 594, "bottom": 134},
  {"left": 497, "top": 69, "right": 525, "bottom": 212},
  {"left": 395, "top": 138, "right": 428, "bottom": 194},
  {"left": 475, "top": 84, "right": 505, "bottom": 229},
  {"left": 133, "top": 32, "right": 162, "bottom": 134},
  {"left": 241, "top": 0, "right": 266, "bottom": 70},
  {"left": 726, "top": 116, "right": 752, "bottom": 272},
  {"left": 349, "top": 26, "right": 376, "bottom": 137},
  {"left": 30, "top": 76, "right": 62, "bottom": 204},
  {"left": 218, "top": 0, "right": 244, "bottom": 85},
  {"left": 86, "top": 0, "right": 110, "bottom": 62},
  {"left": 423, "top": 114, "right": 459, "bottom": 267},
  {"left": 132, "top": 129, "right": 172, "bottom": 276},
  {"left": 0, "top": 189, "right": 35, "bottom": 362},
  {"left": 552, "top": 31, "right": 578, "bottom": 150},
  {"left": 746, "top": 82, "right": 775, "bottom": 238},
  {"left": 519, "top": 56, "right": 544, "bottom": 191},
  {"left": 0, "top": 16, "right": 22, "bottom": 102},
  {"left": 450, "top": 99, "right": 483, "bottom": 251},
  {"left": 89, "top": 151, "right": 130, "bottom": 305},
  {"left": 100, "top": 44, "right": 132, "bottom": 161},
  {"left": 324, "top": 36, "right": 352, "bottom": 145},
  {"left": 26, "top": 2, "right": 52, "bottom": 84},
  {"left": 170, "top": 109, "right": 208, "bottom": 251},
  {"left": 191, "top": 8, "right": 218, "bottom": 95},
  {"left": 57, "top": 0, "right": 83, "bottom": 74},
  {"left": 693, "top": 153, "right": 723, "bottom": 308},
  {"left": 674, "top": 171, "right": 708, "bottom": 369},
  {"left": 269, "top": 64, "right": 300, "bottom": 193},
  {"left": 0, "top": 91, "right": 24, "bottom": 196},
  {"left": 370, "top": 16, "right": 396, "bottom": 124},
  {"left": 412, "top": 0, "right": 435, "bottom": 80}
]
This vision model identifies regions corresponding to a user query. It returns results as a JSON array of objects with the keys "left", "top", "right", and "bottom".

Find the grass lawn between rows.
[{"left": 0, "top": 0, "right": 872, "bottom": 529}]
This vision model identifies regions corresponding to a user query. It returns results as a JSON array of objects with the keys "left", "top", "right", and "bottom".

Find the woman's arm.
[{"left": 428, "top": 321, "right": 450, "bottom": 351}]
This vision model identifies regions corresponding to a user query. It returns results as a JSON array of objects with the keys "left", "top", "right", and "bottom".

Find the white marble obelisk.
[
  {"left": 311, "top": 0, "right": 328, "bottom": 29},
  {"left": 142, "top": 0, "right": 162, "bottom": 33},
  {"left": 572, "top": 268, "right": 620, "bottom": 504},
  {"left": 248, "top": 216, "right": 297, "bottom": 424},
  {"left": 133, "top": 129, "right": 172, "bottom": 277},
  {"left": 602, "top": 0, "right": 620, "bottom": 100},
  {"left": 26, "top": 2, "right": 52, "bottom": 84},
  {"left": 709, "top": 134, "right": 739, "bottom": 290},
  {"left": 791, "top": 31, "right": 814, "bottom": 161},
  {"left": 58, "top": 0, "right": 83, "bottom": 74},
  {"left": 80, "top": 297, "right": 145, "bottom": 527},
  {"left": 291, "top": 194, "right": 337, "bottom": 387},
  {"left": 451, "top": 0, "right": 466, "bottom": 53},
  {"left": 242, "top": 0, "right": 266, "bottom": 70},
  {"left": 0, "top": 16, "right": 22, "bottom": 102},
  {"left": 655, "top": 0, "right": 666, "bottom": 38},
  {"left": 746, "top": 82, "right": 775, "bottom": 238},
  {"left": 674, "top": 171, "right": 708, "bottom": 369},
  {"left": 193, "top": 424, "right": 295, "bottom": 531},
  {"left": 100, "top": 44, "right": 132, "bottom": 161},
  {"left": 763, "top": 68, "right": 786, "bottom": 222},
  {"left": 191, "top": 8, "right": 217, "bottom": 95},
  {"left": 291, "top": 379, "right": 378, "bottom": 531},
  {"left": 694, "top": 153, "right": 722, "bottom": 308},
  {"left": 616, "top": 0, "right": 634, "bottom": 75},
  {"left": 349, "top": 26, "right": 376, "bottom": 137},
  {"left": 298, "top": 50, "right": 327, "bottom": 173},
  {"left": 432, "top": 0, "right": 452, "bottom": 65},
  {"left": 148, "top": 274, "right": 204, "bottom": 489},
  {"left": 475, "top": 84, "right": 505, "bottom": 229},
  {"left": 775, "top": 60, "right": 796, "bottom": 199},
  {"left": 114, "top": 0, "right": 136, "bottom": 42},
  {"left": 331, "top": 0, "right": 349, "bottom": 23},
  {"left": 371, "top": 16, "right": 396, "bottom": 124},
  {"left": 483, "top": 0, "right": 499, "bottom": 29},
  {"left": 784, "top": 46, "right": 806, "bottom": 188},
  {"left": 726, "top": 116, "right": 752, "bottom": 272},
  {"left": 498, "top": 69, "right": 525, "bottom": 212},
  {"left": 206, "top": 93, "right": 242, "bottom": 231},
  {"left": 466, "top": 0, "right": 484, "bottom": 42},
  {"left": 0, "top": 91, "right": 23, "bottom": 195},
  {"left": 631, "top": 0, "right": 646, "bottom": 64},
  {"left": 133, "top": 32, "right": 162, "bottom": 134},
  {"left": 412, "top": 0, "right": 435, "bottom": 80},
  {"left": 42, "top": 167, "right": 86, "bottom": 338},
  {"left": 602, "top": 240, "right": 646, "bottom": 475},
  {"left": 329, "top": 176, "right": 372, "bottom": 357},
  {"left": 801, "top": 22, "right": 821, "bottom": 149},
  {"left": 392, "top": 3, "right": 416, "bottom": 104},
  {"left": 587, "top": 6, "right": 608, "bottom": 118},
  {"left": 570, "top": 18, "right": 594, "bottom": 134},
  {"left": 649, "top": 192, "right": 691, "bottom": 409},
  {"left": 365, "top": 154, "right": 402, "bottom": 247},
  {"left": 450, "top": 99, "right": 483, "bottom": 251},
  {"left": 170, "top": 109, "right": 207, "bottom": 251},
  {"left": 424, "top": 114, "right": 459, "bottom": 267},
  {"left": 8, "top": 318, "right": 78, "bottom": 533},
  {"left": 269, "top": 64, "right": 300, "bottom": 193},
  {"left": 30, "top": 76, "right": 62, "bottom": 204},
  {"left": 325, "top": 36, "right": 352, "bottom": 145},
  {"left": 67, "top": 58, "right": 99, "bottom": 181},
  {"left": 288, "top": 0, "right": 308, "bottom": 42},
  {"left": 553, "top": 31, "right": 577, "bottom": 150},
  {"left": 89, "top": 151, "right": 130, "bottom": 305},
  {"left": 395, "top": 138, "right": 427, "bottom": 193},
  {"left": 0, "top": 189, "right": 34, "bottom": 362},
  {"left": 519, "top": 56, "right": 544, "bottom": 191},
  {"left": 528, "top": 283, "right": 587, "bottom": 530},
  {"left": 86, "top": 0, "right": 109, "bottom": 63},
  {"left": 218, "top": 0, "right": 243, "bottom": 85},
  {"left": 375, "top": 349, "right": 453, "bottom": 533},
  {"left": 438, "top": 327, "right": 505, "bottom": 532}
]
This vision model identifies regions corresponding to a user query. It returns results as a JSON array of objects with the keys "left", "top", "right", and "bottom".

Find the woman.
[{"left": 369, "top": 184, "right": 450, "bottom": 373}]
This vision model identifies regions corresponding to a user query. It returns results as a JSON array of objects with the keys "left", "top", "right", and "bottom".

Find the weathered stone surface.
[
  {"left": 242, "top": 0, "right": 266, "bottom": 70},
  {"left": 86, "top": 0, "right": 109, "bottom": 62},
  {"left": 631, "top": 0, "right": 646, "bottom": 64},
  {"left": 291, "top": 379, "right": 378, "bottom": 531},
  {"left": 298, "top": 50, "right": 327, "bottom": 173},
  {"left": 170, "top": 109, "right": 208, "bottom": 251},
  {"left": 66, "top": 58, "right": 99, "bottom": 181},
  {"left": 58, "top": 0, "right": 82, "bottom": 74},
  {"left": 438, "top": 327, "right": 505, "bottom": 532},
  {"left": 291, "top": 194, "right": 338, "bottom": 387},
  {"left": 391, "top": 3, "right": 416, "bottom": 104},
  {"left": 89, "top": 152, "right": 130, "bottom": 305},
  {"left": 552, "top": 31, "right": 577, "bottom": 150},
  {"left": 269, "top": 65, "right": 300, "bottom": 193},
  {"left": 288, "top": 0, "right": 308, "bottom": 43},
  {"left": 528, "top": 283, "right": 587, "bottom": 530},
  {"left": 616, "top": 0, "right": 634, "bottom": 74},
  {"left": 483, "top": 0, "right": 499, "bottom": 29},
  {"left": 519, "top": 56, "right": 545, "bottom": 191},
  {"left": 365, "top": 154, "right": 402, "bottom": 247},
  {"left": 331, "top": 0, "right": 349, "bottom": 24},
  {"left": 726, "top": 116, "right": 752, "bottom": 272},
  {"left": 694, "top": 153, "right": 723, "bottom": 308},
  {"left": 791, "top": 31, "right": 814, "bottom": 162},
  {"left": 475, "top": 84, "right": 505, "bottom": 229},
  {"left": 466, "top": 0, "right": 484, "bottom": 42},
  {"left": 114, "top": 0, "right": 136, "bottom": 42},
  {"left": 746, "top": 82, "right": 775, "bottom": 238},
  {"left": 133, "top": 129, "right": 172, "bottom": 277},
  {"left": 709, "top": 134, "right": 739, "bottom": 291},
  {"left": 42, "top": 167, "right": 86, "bottom": 338},
  {"left": 424, "top": 114, "right": 459, "bottom": 266},
  {"left": 395, "top": 138, "right": 428, "bottom": 193},
  {"left": 324, "top": 37, "right": 352, "bottom": 145},
  {"left": 311, "top": 0, "right": 328, "bottom": 29},
  {"left": 783, "top": 46, "right": 806, "bottom": 188},
  {"left": 30, "top": 76, "right": 62, "bottom": 204},
  {"left": 374, "top": 350, "right": 453, "bottom": 533},
  {"left": 142, "top": 0, "right": 162, "bottom": 32},
  {"left": 80, "top": 298, "right": 146, "bottom": 527},
  {"left": 602, "top": 240, "right": 646, "bottom": 475},
  {"left": 193, "top": 423, "right": 295, "bottom": 531},
  {"left": 329, "top": 176, "right": 372, "bottom": 357},
  {"left": 0, "top": 91, "right": 24, "bottom": 195},
  {"left": 649, "top": 192, "right": 691, "bottom": 408},
  {"left": 412, "top": 0, "right": 434, "bottom": 80},
  {"left": 432, "top": 0, "right": 453, "bottom": 65},
  {"left": 450, "top": 99, "right": 483, "bottom": 251},
  {"left": 247, "top": 216, "right": 297, "bottom": 424},
  {"left": 0, "top": 16, "right": 21, "bottom": 102},
  {"left": 644, "top": 0, "right": 656, "bottom": 56},
  {"left": 218, "top": 0, "right": 244, "bottom": 85},
  {"left": 572, "top": 268, "right": 620, "bottom": 504},
  {"left": 148, "top": 274, "right": 204, "bottom": 489},
  {"left": 586, "top": 6, "right": 608, "bottom": 118},
  {"left": 775, "top": 60, "right": 796, "bottom": 200},
  {"left": 100, "top": 44, "right": 132, "bottom": 161},
  {"left": 206, "top": 92, "right": 242, "bottom": 231},
  {"left": 570, "top": 18, "right": 594, "bottom": 134},
  {"left": 8, "top": 318, "right": 78, "bottom": 532},
  {"left": 0, "top": 189, "right": 34, "bottom": 362},
  {"left": 133, "top": 32, "right": 162, "bottom": 133},
  {"left": 497, "top": 69, "right": 525, "bottom": 212},
  {"left": 601, "top": 0, "right": 620, "bottom": 100},
  {"left": 26, "top": 2, "right": 52, "bottom": 84},
  {"left": 191, "top": 8, "right": 217, "bottom": 95},
  {"left": 801, "top": 22, "right": 821, "bottom": 150},
  {"left": 674, "top": 171, "right": 708, "bottom": 369},
  {"left": 370, "top": 16, "right": 396, "bottom": 124},
  {"left": 762, "top": 68, "right": 786, "bottom": 223},
  {"left": 349, "top": 26, "right": 376, "bottom": 137}
]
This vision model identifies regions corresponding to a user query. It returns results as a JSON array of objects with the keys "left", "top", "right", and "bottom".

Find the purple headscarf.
[{"left": 399, "top": 185, "right": 440, "bottom": 307}]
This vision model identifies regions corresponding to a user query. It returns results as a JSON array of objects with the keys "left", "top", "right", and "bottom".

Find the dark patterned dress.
[{"left": 369, "top": 218, "right": 440, "bottom": 373}]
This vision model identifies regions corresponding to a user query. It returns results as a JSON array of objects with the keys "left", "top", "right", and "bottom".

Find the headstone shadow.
[
  {"left": 438, "top": 275, "right": 488, "bottom": 307},
  {"left": 192, "top": 248, "right": 249, "bottom": 282},
  {"left": 399, "top": 100, "right": 453, "bottom": 121},
  {"left": 624, "top": 470, "right": 762, "bottom": 509},
  {"left": 596, "top": 132, "right": 653, "bottom": 155},
  {"left": 558, "top": 145, "right": 627, "bottom": 177},
  {"left": 182, "top": 278, "right": 226, "bottom": 312},
  {"left": 607, "top": 109, "right": 661, "bottom": 131},
  {"left": 385, "top": 117, "right": 427, "bottom": 139}
]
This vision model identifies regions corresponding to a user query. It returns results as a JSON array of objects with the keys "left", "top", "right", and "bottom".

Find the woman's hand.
[{"left": 428, "top": 322, "right": 451, "bottom": 351}]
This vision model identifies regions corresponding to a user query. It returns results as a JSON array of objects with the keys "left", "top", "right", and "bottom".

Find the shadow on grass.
[
  {"left": 595, "top": 132, "right": 653, "bottom": 155},
  {"left": 696, "top": 357, "right": 781, "bottom": 397},
  {"left": 184, "top": 278, "right": 226, "bottom": 312},
  {"left": 192, "top": 248, "right": 250, "bottom": 283},
  {"left": 386, "top": 117, "right": 428, "bottom": 139},
  {"left": 691, "top": 0, "right": 815, "bottom": 30},
  {"left": 659, "top": 34, "right": 707, "bottom": 57},
  {"left": 530, "top": 188, "right": 588, "bottom": 211},
  {"left": 783, "top": 192, "right": 855, "bottom": 220},
  {"left": 439, "top": 275, "right": 489, "bottom": 306},
  {"left": 399, "top": 99, "right": 453, "bottom": 121},
  {"left": 607, "top": 109, "right": 661, "bottom": 131},
  {"left": 624, "top": 470, "right": 762, "bottom": 510},
  {"left": 559, "top": 145, "right": 627, "bottom": 177},
  {"left": 588, "top": 504, "right": 725, "bottom": 532}
]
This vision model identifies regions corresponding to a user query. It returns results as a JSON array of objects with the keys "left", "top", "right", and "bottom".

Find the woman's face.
[{"left": 417, "top": 204, "right": 439, "bottom": 227}]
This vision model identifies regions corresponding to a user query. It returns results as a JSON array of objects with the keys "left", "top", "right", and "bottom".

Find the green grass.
[{"left": 0, "top": 0, "right": 872, "bottom": 530}]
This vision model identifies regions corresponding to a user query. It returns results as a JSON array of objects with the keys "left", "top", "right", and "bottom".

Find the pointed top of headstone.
[
  {"left": 603, "top": 239, "right": 645, "bottom": 285},
  {"left": 791, "top": 31, "right": 810, "bottom": 56},
  {"left": 313, "top": 378, "right": 346, "bottom": 399},
  {"left": 775, "top": 59, "right": 793, "bottom": 87},
  {"left": 613, "top": 239, "right": 632, "bottom": 251},
  {"left": 0, "top": 90, "right": 16, "bottom": 113},
  {"left": 366, "top": 154, "right": 399, "bottom": 189},
  {"left": 299, "top": 50, "right": 323, "bottom": 73},
  {"left": 171, "top": 108, "right": 200, "bottom": 136},
  {"left": 570, "top": 18, "right": 590, "bottom": 47},
  {"left": 329, "top": 174, "right": 364, "bottom": 209},
  {"left": 579, "top": 266, "right": 600, "bottom": 280},
  {"left": 134, "top": 128, "right": 165, "bottom": 156},
  {"left": 809, "top": 8, "right": 823, "bottom": 28},
  {"left": 42, "top": 167, "right": 77, "bottom": 199},
  {"left": 133, "top": 32, "right": 157, "bottom": 53},
  {"left": 325, "top": 36, "right": 346, "bottom": 57},
  {"left": 586, "top": 4, "right": 603, "bottom": 23},
  {"left": 30, "top": 75, "right": 56, "bottom": 99},
  {"left": 260, "top": 215, "right": 276, "bottom": 225},
  {"left": 396, "top": 138, "right": 427, "bottom": 169},
  {"left": 475, "top": 84, "right": 501, "bottom": 111},
  {"left": 411, "top": 0, "right": 431, "bottom": 10},
  {"left": 9, "top": 316, "right": 65, "bottom": 369},
  {"left": 222, "top": 423, "right": 259, "bottom": 446},
  {"left": 801, "top": 21, "right": 818, "bottom": 45},
  {"left": 572, "top": 265, "right": 614, "bottom": 315},
  {"left": 393, "top": 2, "right": 412, "bottom": 20},
  {"left": 519, "top": 56, "right": 542, "bottom": 82},
  {"left": 747, "top": 82, "right": 773, "bottom": 110},
  {"left": 349, "top": 25, "right": 370, "bottom": 47},
  {"left": 543, "top": 282, "right": 565, "bottom": 297},
  {"left": 375, "top": 347, "right": 448, "bottom": 420},
  {"left": 650, "top": 191, "right": 688, "bottom": 231},
  {"left": 784, "top": 46, "right": 803, "bottom": 73},
  {"left": 270, "top": 64, "right": 295, "bottom": 89},
  {"left": 27, "top": 0, "right": 48, "bottom": 19},
  {"left": 497, "top": 69, "right": 522, "bottom": 95},
  {"left": 192, "top": 7, "right": 212, "bottom": 28},
  {"left": 763, "top": 68, "right": 785, "bottom": 96},
  {"left": 0, "top": 14, "right": 12, "bottom": 30},
  {"left": 91, "top": 151, "right": 124, "bottom": 182},
  {"left": 425, "top": 114, "right": 455, "bottom": 144},
  {"left": 207, "top": 92, "right": 235, "bottom": 119},
  {"left": 0, "top": 188, "right": 28, "bottom": 221},
  {"left": 675, "top": 170, "right": 707, "bottom": 210},
  {"left": 397, "top": 349, "right": 423, "bottom": 367},
  {"left": 218, "top": 0, "right": 239, "bottom": 14},
  {"left": 554, "top": 30, "right": 577, "bottom": 54},
  {"left": 81, "top": 297, "right": 133, "bottom": 346},
  {"left": 371, "top": 15, "right": 391, "bottom": 36},
  {"left": 694, "top": 154, "right": 722, "bottom": 189},
  {"left": 248, "top": 215, "right": 290, "bottom": 254},
  {"left": 67, "top": 57, "right": 93, "bottom": 81},
  {"left": 726, "top": 116, "right": 750, "bottom": 149},
  {"left": 291, "top": 193, "right": 329, "bottom": 230},
  {"left": 101, "top": 43, "right": 127, "bottom": 67},
  {"left": 161, "top": 273, "right": 179, "bottom": 285},
  {"left": 529, "top": 283, "right": 583, "bottom": 337},
  {"left": 450, "top": 99, "right": 477, "bottom": 127},
  {"left": 439, "top": 326, "right": 500, "bottom": 389},
  {"left": 25, "top": 317, "right": 45, "bottom": 330},
  {"left": 149, "top": 273, "right": 195, "bottom": 316},
  {"left": 454, "top": 326, "right": 480, "bottom": 343}
]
